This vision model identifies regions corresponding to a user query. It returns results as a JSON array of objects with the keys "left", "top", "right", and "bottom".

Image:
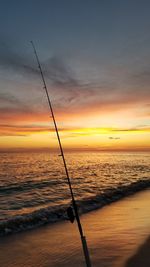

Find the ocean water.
[{"left": 0, "top": 151, "right": 150, "bottom": 235}]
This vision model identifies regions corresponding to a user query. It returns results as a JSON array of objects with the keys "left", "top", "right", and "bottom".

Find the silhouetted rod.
[{"left": 31, "top": 41, "right": 92, "bottom": 267}]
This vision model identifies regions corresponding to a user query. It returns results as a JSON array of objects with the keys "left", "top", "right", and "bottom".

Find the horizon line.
[{"left": 0, "top": 147, "right": 150, "bottom": 153}]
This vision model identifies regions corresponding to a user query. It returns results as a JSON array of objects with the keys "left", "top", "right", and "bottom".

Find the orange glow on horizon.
[
  {"left": 0, "top": 93, "right": 150, "bottom": 152},
  {"left": 0, "top": 126, "right": 149, "bottom": 152}
]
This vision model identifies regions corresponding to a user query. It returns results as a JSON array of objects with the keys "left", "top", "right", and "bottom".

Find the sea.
[{"left": 0, "top": 151, "right": 150, "bottom": 236}]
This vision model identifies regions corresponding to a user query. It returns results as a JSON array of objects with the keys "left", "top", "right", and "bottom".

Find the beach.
[
  {"left": 0, "top": 1, "right": 150, "bottom": 266},
  {"left": 0, "top": 189, "right": 150, "bottom": 267}
]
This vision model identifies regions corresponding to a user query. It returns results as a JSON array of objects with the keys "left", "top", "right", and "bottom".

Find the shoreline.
[
  {"left": 0, "top": 189, "right": 150, "bottom": 267},
  {"left": 1, "top": 180, "right": 150, "bottom": 237}
]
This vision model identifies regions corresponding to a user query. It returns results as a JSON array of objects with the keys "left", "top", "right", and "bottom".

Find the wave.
[
  {"left": 0, "top": 179, "right": 150, "bottom": 236},
  {"left": 0, "top": 179, "right": 65, "bottom": 195}
]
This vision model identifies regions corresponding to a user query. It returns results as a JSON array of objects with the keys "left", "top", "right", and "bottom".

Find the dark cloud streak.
[
  {"left": 0, "top": 40, "right": 85, "bottom": 89},
  {"left": 0, "top": 41, "right": 38, "bottom": 77},
  {"left": 109, "top": 137, "right": 120, "bottom": 140}
]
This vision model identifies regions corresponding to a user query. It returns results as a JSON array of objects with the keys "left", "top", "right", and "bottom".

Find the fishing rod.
[{"left": 31, "top": 41, "right": 92, "bottom": 267}]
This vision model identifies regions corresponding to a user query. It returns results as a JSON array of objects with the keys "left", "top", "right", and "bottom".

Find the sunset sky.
[{"left": 0, "top": 0, "right": 150, "bottom": 151}]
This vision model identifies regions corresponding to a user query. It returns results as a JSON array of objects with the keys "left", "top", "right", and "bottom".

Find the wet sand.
[{"left": 0, "top": 189, "right": 150, "bottom": 267}]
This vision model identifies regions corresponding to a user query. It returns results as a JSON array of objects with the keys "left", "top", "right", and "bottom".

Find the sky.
[{"left": 0, "top": 0, "right": 150, "bottom": 151}]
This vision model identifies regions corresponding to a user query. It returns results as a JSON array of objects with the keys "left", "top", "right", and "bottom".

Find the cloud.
[
  {"left": 0, "top": 124, "right": 51, "bottom": 136},
  {"left": 109, "top": 137, "right": 120, "bottom": 140},
  {"left": 0, "top": 39, "right": 85, "bottom": 89},
  {"left": 44, "top": 56, "right": 79, "bottom": 87},
  {"left": 0, "top": 37, "right": 150, "bottom": 124},
  {"left": 0, "top": 92, "right": 29, "bottom": 107},
  {"left": 0, "top": 123, "right": 72, "bottom": 136},
  {"left": 0, "top": 92, "right": 38, "bottom": 123},
  {"left": 111, "top": 125, "right": 150, "bottom": 132},
  {"left": 0, "top": 41, "right": 38, "bottom": 77},
  {"left": 1, "top": 124, "right": 149, "bottom": 137},
  {"left": 131, "top": 68, "right": 150, "bottom": 87},
  {"left": 0, "top": 39, "right": 96, "bottom": 118}
]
